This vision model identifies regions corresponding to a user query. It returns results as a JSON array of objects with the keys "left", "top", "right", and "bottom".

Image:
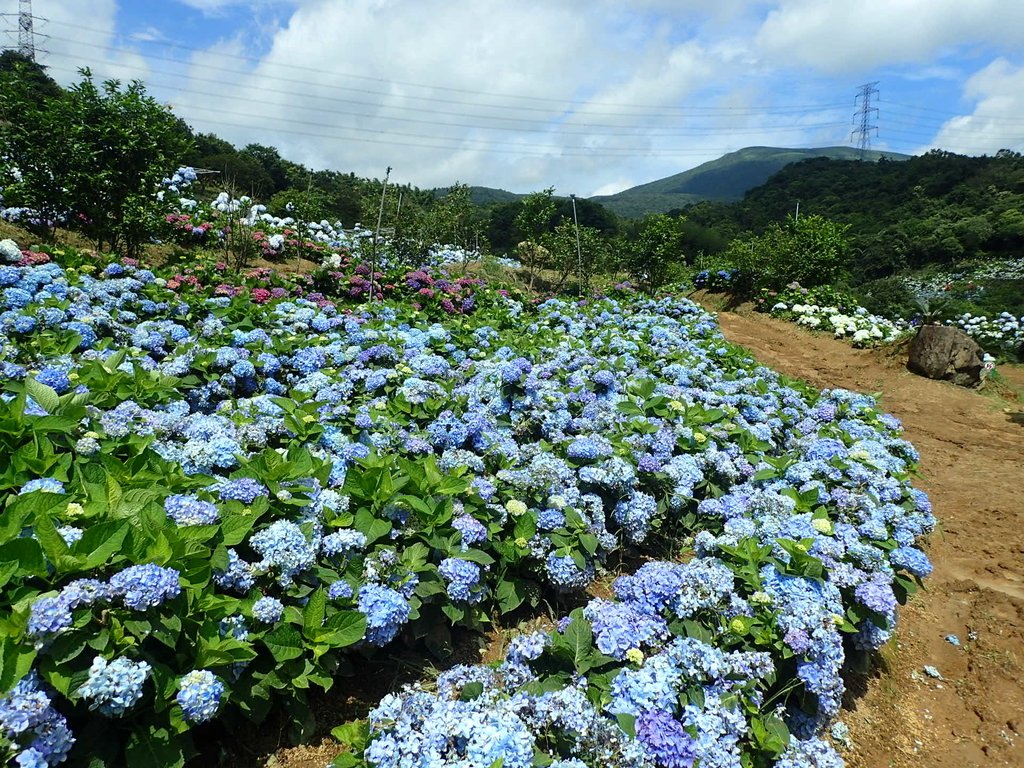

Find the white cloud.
[
  {"left": 927, "top": 58, "right": 1024, "bottom": 155},
  {"left": 755, "top": 0, "right": 1024, "bottom": 74},
  {"left": 171, "top": 0, "right": 297, "bottom": 15},
  {"left": 168, "top": 0, "right": 696, "bottom": 193},
  {"left": 164, "top": 0, "right": 835, "bottom": 197},
  {"left": 11, "top": 1, "right": 1024, "bottom": 201}
]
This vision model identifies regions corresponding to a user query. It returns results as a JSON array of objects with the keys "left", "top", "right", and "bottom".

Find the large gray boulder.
[{"left": 908, "top": 325, "right": 985, "bottom": 387}]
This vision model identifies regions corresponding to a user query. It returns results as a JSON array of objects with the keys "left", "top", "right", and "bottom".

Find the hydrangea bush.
[
  {"left": 945, "top": 311, "right": 1024, "bottom": 357},
  {"left": 754, "top": 284, "right": 910, "bottom": 348},
  {"left": 0, "top": 242, "right": 934, "bottom": 767}
]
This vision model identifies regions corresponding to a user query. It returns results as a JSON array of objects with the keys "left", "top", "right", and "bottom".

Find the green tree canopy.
[
  {"left": 626, "top": 213, "right": 686, "bottom": 292},
  {"left": 0, "top": 68, "right": 192, "bottom": 255},
  {"left": 725, "top": 213, "right": 850, "bottom": 292},
  {"left": 0, "top": 51, "right": 62, "bottom": 103}
]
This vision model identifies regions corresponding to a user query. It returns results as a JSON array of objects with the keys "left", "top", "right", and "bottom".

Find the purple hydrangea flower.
[{"left": 636, "top": 709, "right": 696, "bottom": 768}]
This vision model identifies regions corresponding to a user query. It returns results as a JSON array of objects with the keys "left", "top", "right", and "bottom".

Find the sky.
[{"left": 4, "top": 0, "right": 1024, "bottom": 197}]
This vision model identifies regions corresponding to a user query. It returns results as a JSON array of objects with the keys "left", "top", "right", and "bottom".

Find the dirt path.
[{"left": 701, "top": 301, "right": 1024, "bottom": 768}]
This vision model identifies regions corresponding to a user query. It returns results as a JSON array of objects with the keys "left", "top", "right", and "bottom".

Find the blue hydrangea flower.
[
  {"left": 566, "top": 435, "right": 612, "bottom": 461},
  {"left": 35, "top": 368, "right": 71, "bottom": 394},
  {"left": 544, "top": 553, "right": 593, "bottom": 592},
  {"left": 890, "top": 546, "right": 932, "bottom": 578},
  {"left": 452, "top": 514, "right": 488, "bottom": 549},
  {"left": 584, "top": 599, "right": 668, "bottom": 659},
  {"left": 217, "top": 478, "right": 268, "bottom": 504},
  {"left": 613, "top": 491, "right": 659, "bottom": 544},
  {"left": 636, "top": 709, "right": 696, "bottom": 768},
  {"left": 328, "top": 581, "right": 354, "bottom": 600},
  {"left": 0, "top": 673, "right": 75, "bottom": 767},
  {"left": 59, "top": 578, "right": 113, "bottom": 610},
  {"left": 252, "top": 597, "right": 284, "bottom": 624},
  {"left": 78, "top": 656, "right": 151, "bottom": 717},
  {"left": 214, "top": 549, "right": 256, "bottom": 594},
  {"left": 219, "top": 615, "right": 249, "bottom": 641},
  {"left": 19, "top": 479, "right": 64, "bottom": 495},
  {"left": 56, "top": 526, "right": 82, "bottom": 546},
  {"left": 249, "top": 520, "right": 316, "bottom": 587},
  {"left": 854, "top": 578, "right": 897, "bottom": 615},
  {"left": 164, "top": 494, "right": 219, "bottom": 526},
  {"left": 108, "top": 564, "right": 181, "bottom": 610},
  {"left": 438, "top": 558, "right": 485, "bottom": 604},
  {"left": 321, "top": 529, "right": 368, "bottom": 558},
  {"left": 176, "top": 670, "right": 224, "bottom": 723},
  {"left": 357, "top": 584, "right": 409, "bottom": 646}
]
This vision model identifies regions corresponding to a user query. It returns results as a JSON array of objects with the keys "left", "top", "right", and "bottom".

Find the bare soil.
[{"left": 698, "top": 298, "right": 1024, "bottom": 768}]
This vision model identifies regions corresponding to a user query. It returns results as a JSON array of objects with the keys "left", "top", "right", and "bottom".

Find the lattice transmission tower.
[
  {"left": 851, "top": 82, "right": 879, "bottom": 158},
  {"left": 1, "top": 0, "right": 42, "bottom": 60},
  {"left": 18, "top": 0, "right": 36, "bottom": 60}
]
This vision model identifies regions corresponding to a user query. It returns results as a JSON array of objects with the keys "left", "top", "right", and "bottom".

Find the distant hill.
[
  {"left": 431, "top": 185, "right": 523, "bottom": 206},
  {"left": 590, "top": 146, "right": 911, "bottom": 217}
]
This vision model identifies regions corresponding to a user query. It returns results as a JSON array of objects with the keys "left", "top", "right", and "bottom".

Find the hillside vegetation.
[{"left": 687, "top": 149, "right": 1024, "bottom": 280}]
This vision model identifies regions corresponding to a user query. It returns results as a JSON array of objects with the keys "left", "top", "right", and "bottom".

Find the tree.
[
  {"left": 0, "top": 65, "right": 81, "bottom": 236},
  {"left": 421, "top": 183, "right": 476, "bottom": 248},
  {"left": 514, "top": 188, "right": 557, "bottom": 288},
  {"left": 725, "top": 214, "right": 850, "bottom": 293},
  {"left": 0, "top": 51, "right": 62, "bottom": 102},
  {"left": 73, "top": 74, "right": 193, "bottom": 256},
  {"left": 240, "top": 143, "right": 299, "bottom": 196},
  {"left": 626, "top": 213, "right": 686, "bottom": 293},
  {"left": 268, "top": 187, "right": 333, "bottom": 223},
  {"left": 0, "top": 69, "right": 192, "bottom": 255},
  {"left": 543, "top": 220, "right": 607, "bottom": 294}
]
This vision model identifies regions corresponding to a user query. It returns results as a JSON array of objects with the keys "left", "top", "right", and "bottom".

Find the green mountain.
[
  {"left": 590, "top": 146, "right": 911, "bottom": 217},
  {"left": 430, "top": 186, "right": 523, "bottom": 206}
]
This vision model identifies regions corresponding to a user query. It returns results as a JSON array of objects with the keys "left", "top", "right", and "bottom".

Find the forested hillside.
[{"left": 686, "top": 150, "right": 1024, "bottom": 280}]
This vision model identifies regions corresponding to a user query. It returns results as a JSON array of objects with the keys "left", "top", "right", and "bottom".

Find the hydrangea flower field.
[
  {"left": 944, "top": 312, "right": 1024, "bottom": 356},
  {"left": 0, "top": 236, "right": 934, "bottom": 768}
]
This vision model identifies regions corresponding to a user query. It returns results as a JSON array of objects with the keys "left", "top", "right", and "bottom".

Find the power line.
[
  {"left": 43, "top": 31, "right": 851, "bottom": 121},
  {"left": 43, "top": 22, "right": 1024, "bottom": 134},
  {"left": 41, "top": 29, "right": 1024, "bottom": 155},
  {"left": 29, "top": 27, "right": 1020, "bottom": 162},
  {"left": 43, "top": 60, "right": 849, "bottom": 139},
  {"left": 1, "top": 0, "right": 48, "bottom": 60},
  {"left": 164, "top": 113, "right": 864, "bottom": 159},
  {"left": 886, "top": 100, "right": 1024, "bottom": 123},
  {"left": 44, "top": 18, "right": 853, "bottom": 115}
]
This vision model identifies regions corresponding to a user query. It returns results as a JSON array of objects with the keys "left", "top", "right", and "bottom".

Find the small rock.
[
  {"left": 923, "top": 665, "right": 943, "bottom": 679},
  {"left": 830, "top": 721, "right": 851, "bottom": 748}
]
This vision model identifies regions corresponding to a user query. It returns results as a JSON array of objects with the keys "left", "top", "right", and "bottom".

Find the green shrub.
[
  {"left": 724, "top": 214, "right": 850, "bottom": 295},
  {"left": 855, "top": 277, "right": 919, "bottom": 319}
]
